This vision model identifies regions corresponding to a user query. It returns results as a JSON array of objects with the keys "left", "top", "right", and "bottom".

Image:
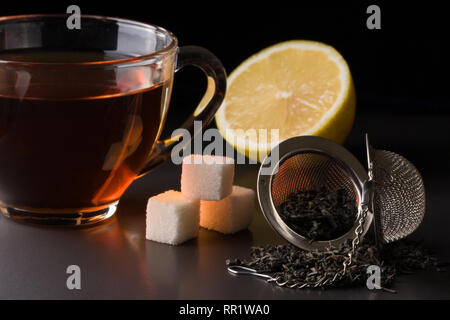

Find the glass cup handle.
[{"left": 136, "top": 46, "right": 227, "bottom": 178}]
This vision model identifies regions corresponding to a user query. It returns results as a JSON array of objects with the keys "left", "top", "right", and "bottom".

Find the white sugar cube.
[
  {"left": 146, "top": 190, "right": 200, "bottom": 245},
  {"left": 181, "top": 155, "right": 235, "bottom": 201},
  {"left": 200, "top": 186, "right": 255, "bottom": 234}
]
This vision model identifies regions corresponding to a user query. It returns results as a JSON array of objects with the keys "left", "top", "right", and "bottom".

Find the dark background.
[
  {"left": 2, "top": 1, "right": 448, "bottom": 151},
  {"left": 1, "top": 1, "right": 448, "bottom": 110},
  {"left": 1, "top": 1, "right": 449, "bottom": 299},
  {"left": 4, "top": 0, "right": 443, "bottom": 203},
  {"left": 1, "top": 0, "right": 449, "bottom": 241}
]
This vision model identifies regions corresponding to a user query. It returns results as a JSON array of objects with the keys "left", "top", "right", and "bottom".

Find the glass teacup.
[{"left": 0, "top": 14, "right": 226, "bottom": 225}]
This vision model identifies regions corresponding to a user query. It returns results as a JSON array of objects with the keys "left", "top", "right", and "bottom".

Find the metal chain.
[
  {"left": 327, "top": 204, "right": 369, "bottom": 286},
  {"left": 266, "top": 204, "right": 369, "bottom": 289}
]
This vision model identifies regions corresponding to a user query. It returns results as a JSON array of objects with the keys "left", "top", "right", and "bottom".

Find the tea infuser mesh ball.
[
  {"left": 270, "top": 153, "right": 358, "bottom": 209},
  {"left": 257, "top": 135, "right": 374, "bottom": 252},
  {"left": 257, "top": 133, "right": 425, "bottom": 250},
  {"left": 228, "top": 134, "right": 426, "bottom": 288},
  {"left": 367, "top": 137, "right": 426, "bottom": 244}
]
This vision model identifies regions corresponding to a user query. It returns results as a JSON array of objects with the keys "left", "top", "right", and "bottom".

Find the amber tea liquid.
[{"left": 0, "top": 49, "right": 171, "bottom": 212}]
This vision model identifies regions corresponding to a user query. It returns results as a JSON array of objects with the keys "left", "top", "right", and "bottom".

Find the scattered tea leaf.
[{"left": 227, "top": 237, "right": 446, "bottom": 290}]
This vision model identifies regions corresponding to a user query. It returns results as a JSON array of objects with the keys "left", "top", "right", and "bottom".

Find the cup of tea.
[{"left": 0, "top": 14, "right": 226, "bottom": 225}]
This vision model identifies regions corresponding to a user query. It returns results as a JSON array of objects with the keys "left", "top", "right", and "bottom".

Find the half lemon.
[{"left": 215, "top": 40, "right": 356, "bottom": 162}]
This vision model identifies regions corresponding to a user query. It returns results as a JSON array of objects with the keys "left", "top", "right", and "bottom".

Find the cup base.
[{"left": 0, "top": 202, "right": 118, "bottom": 226}]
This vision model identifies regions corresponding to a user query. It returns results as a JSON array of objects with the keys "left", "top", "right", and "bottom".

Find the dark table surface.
[{"left": 1, "top": 106, "right": 450, "bottom": 300}]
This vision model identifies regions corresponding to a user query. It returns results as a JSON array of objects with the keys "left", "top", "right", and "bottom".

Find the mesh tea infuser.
[{"left": 228, "top": 134, "right": 426, "bottom": 288}]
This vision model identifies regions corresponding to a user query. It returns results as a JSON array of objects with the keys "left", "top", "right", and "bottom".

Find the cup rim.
[{"left": 0, "top": 14, "right": 179, "bottom": 69}]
